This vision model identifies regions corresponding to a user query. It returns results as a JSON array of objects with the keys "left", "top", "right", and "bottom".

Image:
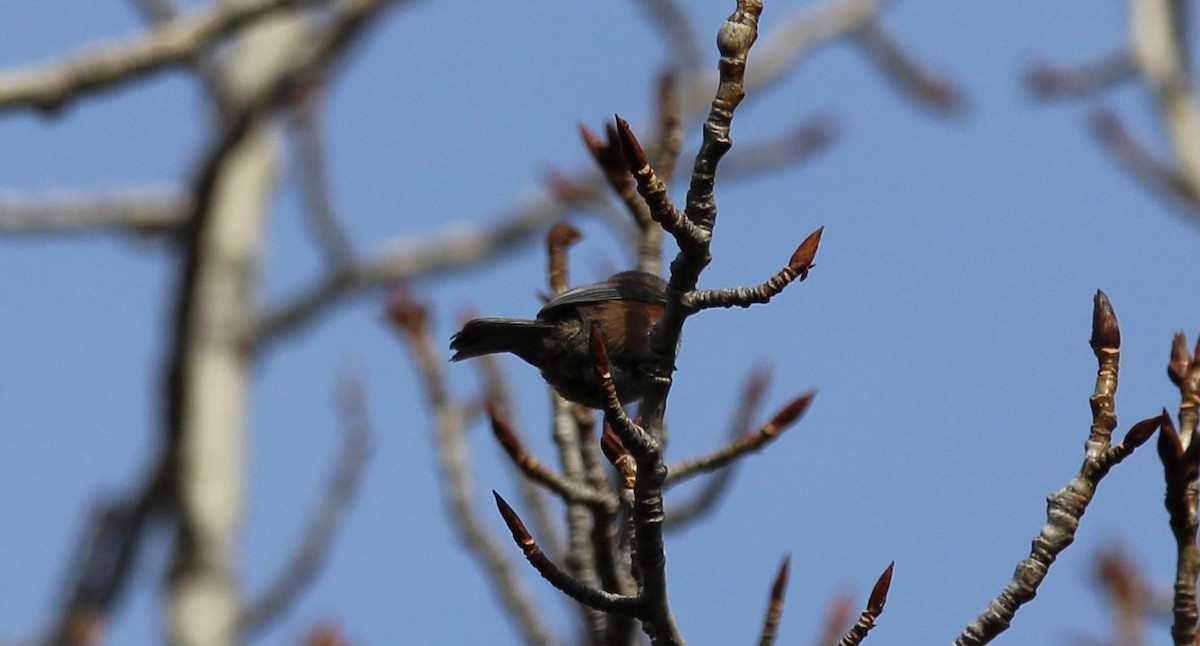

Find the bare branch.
[
  {"left": 487, "top": 404, "right": 617, "bottom": 510},
  {"left": 954, "top": 292, "right": 1156, "bottom": 645},
  {"left": 853, "top": 20, "right": 965, "bottom": 117},
  {"left": 163, "top": 6, "right": 403, "bottom": 641},
  {"left": 681, "top": 227, "right": 823, "bottom": 311},
  {"left": 252, "top": 195, "right": 583, "bottom": 349},
  {"left": 493, "top": 492, "right": 641, "bottom": 617},
  {"left": 615, "top": 114, "right": 702, "bottom": 248},
  {"left": 1130, "top": 0, "right": 1200, "bottom": 198},
  {"left": 0, "top": 188, "right": 187, "bottom": 236},
  {"left": 0, "top": 0, "right": 334, "bottom": 115},
  {"left": 718, "top": 116, "right": 837, "bottom": 181},
  {"left": 1156, "top": 411, "right": 1200, "bottom": 644},
  {"left": 1025, "top": 50, "right": 1136, "bottom": 100},
  {"left": 1089, "top": 108, "right": 1200, "bottom": 218}
]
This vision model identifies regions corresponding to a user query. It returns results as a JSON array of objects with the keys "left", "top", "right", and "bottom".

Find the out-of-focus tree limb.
[
  {"left": 1026, "top": 0, "right": 1200, "bottom": 224},
  {"left": 632, "top": 0, "right": 702, "bottom": 72},
  {"left": 0, "top": 188, "right": 187, "bottom": 236},
  {"left": 162, "top": 2, "right": 395, "bottom": 643},
  {"left": 0, "top": 0, "right": 331, "bottom": 115},
  {"left": 1090, "top": 108, "right": 1200, "bottom": 215},
  {"left": 1130, "top": 0, "right": 1200, "bottom": 191},
  {"left": 1026, "top": 50, "right": 1135, "bottom": 101}
]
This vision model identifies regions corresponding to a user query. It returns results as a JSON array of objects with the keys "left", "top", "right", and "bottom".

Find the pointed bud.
[
  {"left": 764, "top": 391, "right": 816, "bottom": 436},
  {"left": 579, "top": 123, "right": 605, "bottom": 160},
  {"left": 1089, "top": 290, "right": 1120, "bottom": 352},
  {"left": 493, "top": 491, "right": 533, "bottom": 546},
  {"left": 1122, "top": 414, "right": 1164, "bottom": 449},
  {"left": 771, "top": 555, "right": 791, "bottom": 603},
  {"left": 614, "top": 115, "right": 650, "bottom": 174},
  {"left": 548, "top": 222, "right": 582, "bottom": 248},
  {"left": 385, "top": 288, "right": 428, "bottom": 336},
  {"left": 1157, "top": 410, "right": 1183, "bottom": 469},
  {"left": 589, "top": 323, "right": 611, "bottom": 382},
  {"left": 788, "top": 227, "right": 824, "bottom": 280},
  {"left": 867, "top": 562, "right": 895, "bottom": 615},
  {"left": 601, "top": 426, "right": 628, "bottom": 464}
]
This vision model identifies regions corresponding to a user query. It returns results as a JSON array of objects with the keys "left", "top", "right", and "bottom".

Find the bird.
[{"left": 450, "top": 270, "right": 667, "bottom": 409}]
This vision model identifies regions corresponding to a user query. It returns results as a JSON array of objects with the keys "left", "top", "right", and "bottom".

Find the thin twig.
[
  {"left": 953, "top": 292, "right": 1160, "bottom": 645},
  {"left": 488, "top": 405, "right": 617, "bottom": 510},
  {"left": 680, "top": 227, "right": 822, "bottom": 311},
  {"left": 853, "top": 19, "right": 965, "bottom": 116},
  {"left": 494, "top": 493, "right": 641, "bottom": 617},
  {"left": 718, "top": 116, "right": 837, "bottom": 181},
  {"left": 1025, "top": 50, "right": 1136, "bottom": 100}
]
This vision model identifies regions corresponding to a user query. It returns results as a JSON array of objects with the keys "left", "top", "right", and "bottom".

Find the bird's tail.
[{"left": 449, "top": 318, "right": 552, "bottom": 361}]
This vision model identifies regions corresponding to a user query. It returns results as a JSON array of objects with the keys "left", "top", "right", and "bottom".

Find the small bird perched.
[{"left": 450, "top": 270, "right": 668, "bottom": 409}]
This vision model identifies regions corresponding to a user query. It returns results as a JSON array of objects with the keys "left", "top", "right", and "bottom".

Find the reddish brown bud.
[
  {"left": 771, "top": 554, "right": 791, "bottom": 603},
  {"left": 543, "top": 169, "right": 595, "bottom": 203},
  {"left": 303, "top": 623, "right": 349, "bottom": 646},
  {"left": 788, "top": 227, "right": 824, "bottom": 281},
  {"left": 614, "top": 115, "right": 650, "bottom": 174},
  {"left": 604, "top": 122, "right": 623, "bottom": 156},
  {"left": 764, "top": 390, "right": 816, "bottom": 435},
  {"left": 601, "top": 426, "right": 628, "bottom": 464},
  {"left": 1089, "top": 290, "right": 1120, "bottom": 352},
  {"left": 1157, "top": 410, "right": 1183, "bottom": 468},
  {"left": 548, "top": 222, "right": 582, "bottom": 249},
  {"left": 1168, "top": 332, "right": 1191, "bottom": 386},
  {"left": 867, "top": 562, "right": 895, "bottom": 615},
  {"left": 384, "top": 287, "right": 428, "bottom": 336},
  {"left": 1123, "top": 414, "right": 1164, "bottom": 449},
  {"left": 589, "top": 323, "right": 611, "bottom": 382},
  {"left": 493, "top": 491, "right": 533, "bottom": 546},
  {"left": 579, "top": 123, "right": 605, "bottom": 159}
]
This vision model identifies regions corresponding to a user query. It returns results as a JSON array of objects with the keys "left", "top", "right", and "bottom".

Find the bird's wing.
[{"left": 539, "top": 271, "right": 667, "bottom": 316}]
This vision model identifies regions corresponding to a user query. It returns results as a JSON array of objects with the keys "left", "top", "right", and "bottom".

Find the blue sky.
[{"left": 1, "top": 1, "right": 1197, "bottom": 644}]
